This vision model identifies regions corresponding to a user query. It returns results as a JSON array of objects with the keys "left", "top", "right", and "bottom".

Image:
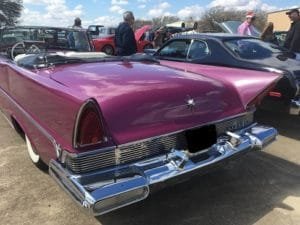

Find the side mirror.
[{"left": 143, "top": 48, "right": 157, "bottom": 55}]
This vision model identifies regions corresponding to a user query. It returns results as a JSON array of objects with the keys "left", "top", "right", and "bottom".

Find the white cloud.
[
  {"left": 21, "top": 0, "right": 83, "bottom": 27},
  {"left": 148, "top": 2, "right": 172, "bottom": 18},
  {"left": 111, "top": 0, "right": 128, "bottom": 5},
  {"left": 209, "top": 0, "right": 277, "bottom": 12},
  {"left": 83, "top": 16, "right": 120, "bottom": 27},
  {"left": 160, "top": 2, "right": 171, "bottom": 9},
  {"left": 110, "top": 0, "right": 128, "bottom": 15},
  {"left": 21, "top": 0, "right": 281, "bottom": 27},
  {"left": 23, "top": 0, "right": 46, "bottom": 4},
  {"left": 177, "top": 5, "right": 204, "bottom": 19},
  {"left": 138, "top": 4, "right": 146, "bottom": 9},
  {"left": 110, "top": 5, "right": 125, "bottom": 14}
]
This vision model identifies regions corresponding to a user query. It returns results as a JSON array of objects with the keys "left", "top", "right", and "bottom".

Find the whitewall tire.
[{"left": 25, "top": 135, "right": 48, "bottom": 170}]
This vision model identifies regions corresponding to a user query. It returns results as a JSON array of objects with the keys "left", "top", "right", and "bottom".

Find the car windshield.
[
  {"left": 224, "top": 38, "right": 284, "bottom": 60},
  {"left": 99, "top": 27, "right": 115, "bottom": 35},
  {"left": 220, "top": 21, "right": 261, "bottom": 37},
  {"left": 0, "top": 27, "right": 91, "bottom": 52}
]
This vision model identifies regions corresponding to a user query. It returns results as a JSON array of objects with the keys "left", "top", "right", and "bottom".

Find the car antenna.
[{"left": 42, "top": 39, "right": 49, "bottom": 67}]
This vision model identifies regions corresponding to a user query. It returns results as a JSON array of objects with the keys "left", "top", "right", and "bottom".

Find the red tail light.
[
  {"left": 247, "top": 82, "right": 278, "bottom": 108},
  {"left": 269, "top": 91, "right": 282, "bottom": 98},
  {"left": 74, "top": 100, "right": 105, "bottom": 148}
]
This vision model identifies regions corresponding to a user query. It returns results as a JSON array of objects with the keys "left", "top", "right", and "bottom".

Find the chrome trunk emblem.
[{"left": 186, "top": 95, "right": 196, "bottom": 111}]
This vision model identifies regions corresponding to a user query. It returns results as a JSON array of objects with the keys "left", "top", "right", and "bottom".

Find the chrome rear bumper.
[
  {"left": 49, "top": 124, "right": 277, "bottom": 216},
  {"left": 290, "top": 98, "right": 300, "bottom": 115}
]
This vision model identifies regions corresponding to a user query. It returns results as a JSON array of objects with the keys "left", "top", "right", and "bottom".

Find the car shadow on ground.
[
  {"left": 255, "top": 109, "right": 300, "bottom": 140},
  {"left": 96, "top": 151, "right": 300, "bottom": 225}
]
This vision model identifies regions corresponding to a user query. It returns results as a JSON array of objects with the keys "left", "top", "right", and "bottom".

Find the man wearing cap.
[
  {"left": 284, "top": 9, "right": 300, "bottom": 54},
  {"left": 114, "top": 11, "right": 137, "bottom": 56},
  {"left": 237, "top": 11, "right": 256, "bottom": 36}
]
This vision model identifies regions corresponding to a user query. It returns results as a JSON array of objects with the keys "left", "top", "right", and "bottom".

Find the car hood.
[
  {"left": 46, "top": 61, "right": 268, "bottom": 144},
  {"left": 135, "top": 25, "right": 152, "bottom": 41}
]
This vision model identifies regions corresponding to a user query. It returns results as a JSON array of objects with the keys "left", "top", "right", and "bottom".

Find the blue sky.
[{"left": 21, "top": 0, "right": 300, "bottom": 27}]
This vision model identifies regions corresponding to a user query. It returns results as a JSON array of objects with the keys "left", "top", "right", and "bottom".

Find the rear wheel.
[
  {"left": 102, "top": 45, "right": 114, "bottom": 55},
  {"left": 25, "top": 135, "right": 48, "bottom": 170}
]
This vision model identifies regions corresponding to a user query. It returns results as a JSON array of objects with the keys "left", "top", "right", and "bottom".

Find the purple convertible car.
[{"left": 0, "top": 26, "right": 280, "bottom": 215}]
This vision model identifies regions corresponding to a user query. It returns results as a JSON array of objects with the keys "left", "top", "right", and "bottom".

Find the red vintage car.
[
  {"left": 0, "top": 26, "right": 279, "bottom": 215},
  {"left": 92, "top": 25, "right": 153, "bottom": 55}
]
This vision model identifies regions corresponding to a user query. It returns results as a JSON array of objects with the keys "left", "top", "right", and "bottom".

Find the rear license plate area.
[{"left": 185, "top": 125, "right": 217, "bottom": 154}]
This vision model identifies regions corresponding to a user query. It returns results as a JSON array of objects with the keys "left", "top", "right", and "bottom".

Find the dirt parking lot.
[{"left": 0, "top": 111, "right": 300, "bottom": 225}]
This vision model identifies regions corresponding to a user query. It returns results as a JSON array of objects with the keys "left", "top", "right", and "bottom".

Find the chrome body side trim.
[
  {"left": 292, "top": 71, "right": 300, "bottom": 96},
  {"left": 290, "top": 98, "right": 300, "bottom": 115},
  {"left": 49, "top": 124, "right": 277, "bottom": 216}
]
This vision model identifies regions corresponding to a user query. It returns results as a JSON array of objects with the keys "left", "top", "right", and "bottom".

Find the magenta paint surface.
[
  {"left": 0, "top": 56, "right": 280, "bottom": 161},
  {"left": 40, "top": 61, "right": 275, "bottom": 145},
  {"left": 159, "top": 60, "right": 280, "bottom": 108}
]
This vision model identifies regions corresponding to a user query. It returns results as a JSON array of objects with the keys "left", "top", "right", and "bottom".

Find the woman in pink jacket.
[{"left": 238, "top": 11, "right": 256, "bottom": 36}]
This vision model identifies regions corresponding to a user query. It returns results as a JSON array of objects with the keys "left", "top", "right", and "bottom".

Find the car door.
[
  {"left": 186, "top": 40, "right": 211, "bottom": 62},
  {"left": 155, "top": 39, "right": 192, "bottom": 61}
]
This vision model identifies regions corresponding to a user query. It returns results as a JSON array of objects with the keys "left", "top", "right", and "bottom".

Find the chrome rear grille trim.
[
  {"left": 69, "top": 159, "right": 116, "bottom": 168},
  {"left": 67, "top": 161, "right": 116, "bottom": 169},
  {"left": 74, "top": 155, "right": 115, "bottom": 163},
  {"left": 65, "top": 113, "right": 254, "bottom": 174}
]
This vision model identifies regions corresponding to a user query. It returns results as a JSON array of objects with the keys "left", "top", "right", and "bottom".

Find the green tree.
[{"left": 0, "top": 0, "right": 23, "bottom": 26}]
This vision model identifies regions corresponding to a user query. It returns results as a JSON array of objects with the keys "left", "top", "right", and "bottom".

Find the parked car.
[
  {"left": 148, "top": 34, "right": 300, "bottom": 115},
  {"left": 89, "top": 26, "right": 116, "bottom": 39},
  {"left": 215, "top": 21, "right": 287, "bottom": 46},
  {"left": 0, "top": 26, "right": 91, "bottom": 53},
  {"left": 0, "top": 26, "right": 279, "bottom": 216},
  {"left": 92, "top": 25, "right": 153, "bottom": 55},
  {"left": 215, "top": 20, "right": 261, "bottom": 37},
  {"left": 135, "top": 25, "right": 154, "bottom": 51},
  {"left": 87, "top": 25, "right": 104, "bottom": 39}
]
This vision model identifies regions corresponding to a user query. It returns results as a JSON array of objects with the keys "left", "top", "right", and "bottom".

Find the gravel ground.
[{"left": 0, "top": 111, "right": 300, "bottom": 225}]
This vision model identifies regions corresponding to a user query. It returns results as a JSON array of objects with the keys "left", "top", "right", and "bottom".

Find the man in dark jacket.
[
  {"left": 284, "top": 9, "right": 300, "bottom": 53},
  {"left": 114, "top": 11, "right": 137, "bottom": 56}
]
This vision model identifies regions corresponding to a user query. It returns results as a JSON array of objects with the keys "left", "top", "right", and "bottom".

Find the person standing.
[
  {"left": 153, "top": 26, "right": 166, "bottom": 48},
  {"left": 114, "top": 11, "right": 137, "bottom": 56},
  {"left": 283, "top": 8, "right": 300, "bottom": 54},
  {"left": 72, "top": 17, "right": 82, "bottom": 29},
  {"left": 260, "top": 22, "right": 278, "bottom": 45},
  {"left": 68, "top": 17, "right": 89, "bottom": 51},
  {"left": 237, "top": 11, "right": 256, "bottom": 36}
]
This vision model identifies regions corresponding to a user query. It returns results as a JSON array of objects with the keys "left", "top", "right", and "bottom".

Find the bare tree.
[
  {"left": 197, "top": 7, "right": 267, "bottom": 32},
  {"left": 151, "top": 16, "right": 180, "bottom": 29},
  {"left": 133, "top": 19, "right": 152, "bottom": 30},
  {"left": 0, "top": 0, "right": 23, "bottom": 26}
]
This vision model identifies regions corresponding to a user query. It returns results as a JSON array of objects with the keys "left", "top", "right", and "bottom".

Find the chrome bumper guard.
[
  {"left": 49, "top": 124, "right": 277, "bottom": 216},
  {"left": 290, "top": 98, "right": 300, "bottom": 115}
]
